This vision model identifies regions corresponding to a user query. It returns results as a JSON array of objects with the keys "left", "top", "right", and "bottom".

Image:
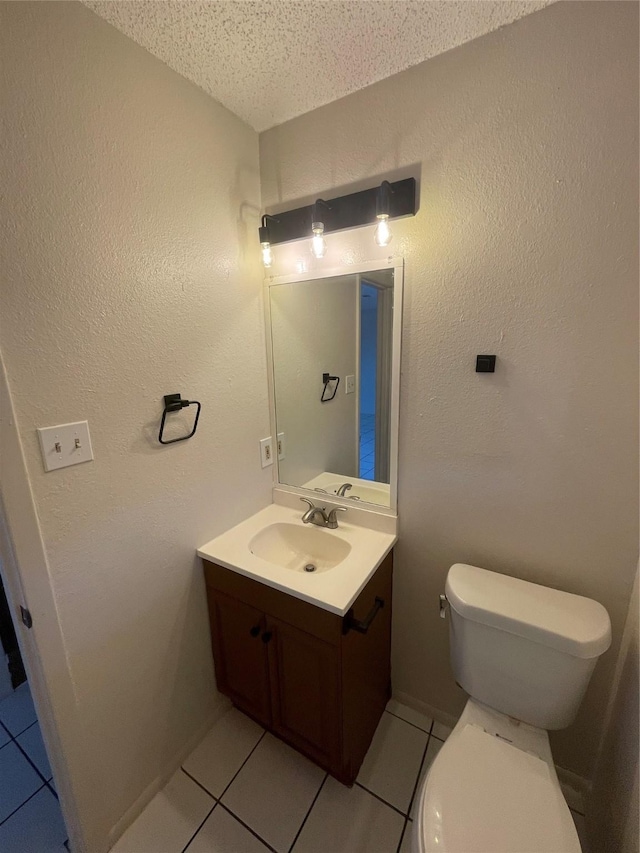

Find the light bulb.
[
  {"left": 311, "top": 222, "right": 327, "bottom": 259},
  {"left": 374, "top": 214, "right": 392, "bottom": 247},
  {"left": 261, "top": 241, "right": 273, "bottom": 268}
]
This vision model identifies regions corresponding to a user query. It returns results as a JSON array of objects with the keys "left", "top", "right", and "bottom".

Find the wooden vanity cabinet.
[{"left": 203, "top": 551, "right": 392, "bottom": 785}]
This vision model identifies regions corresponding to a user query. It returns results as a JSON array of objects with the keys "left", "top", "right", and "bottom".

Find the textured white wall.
[
  {"left": 270, "top": 276, "right": 357, "bottom": 487},
  {"left": 260, "top": 0, "right": 639, "bottom": 779},
  {"left": 0, "top": 2, "right": 271, "bottom": 849}
]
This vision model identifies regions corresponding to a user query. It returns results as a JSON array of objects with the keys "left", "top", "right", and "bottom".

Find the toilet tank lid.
[{"left": 446, "top": 564, "right": 611, "bottom": 659}]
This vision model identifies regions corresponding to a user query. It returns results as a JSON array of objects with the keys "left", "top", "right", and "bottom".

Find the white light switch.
[
  {"left": 345, "top": 375, "right": 355, "bottom": 394},
  {"left": 37, "top": 421, "right": 94, "bottom": 472}
]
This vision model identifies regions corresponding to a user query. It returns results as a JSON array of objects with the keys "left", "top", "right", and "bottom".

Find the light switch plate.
[
  {"left": 345, "top": 374, "right": 355, "bottom": 394},
  {"left": 37, "top": 421, "right": 94, "bottom": 472}
]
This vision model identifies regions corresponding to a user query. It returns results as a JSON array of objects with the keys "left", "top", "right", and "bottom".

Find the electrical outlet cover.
[
  {"left": 345, "top": 374, "right": 355, "bottom": 394},
  {"left": 260, "top": 437, "right": 273, "bottom": 468},
  {"left": 277, "top": 432, "right": 286, "bottom": 460}
]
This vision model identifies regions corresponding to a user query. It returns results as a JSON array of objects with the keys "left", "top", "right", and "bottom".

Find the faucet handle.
[{"left": 326, "top": 506, "right": 348, "bottom": 528}]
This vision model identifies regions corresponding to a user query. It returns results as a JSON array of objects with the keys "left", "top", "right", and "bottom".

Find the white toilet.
[{"left": 413, "top": 563, "right": 612, "bottom": 853}]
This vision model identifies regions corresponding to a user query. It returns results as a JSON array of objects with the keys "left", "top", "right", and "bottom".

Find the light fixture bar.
[{"left": 261, "top": 177, "right": 417, "bottom": 247}]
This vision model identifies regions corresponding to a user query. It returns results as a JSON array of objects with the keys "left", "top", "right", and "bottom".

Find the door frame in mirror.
[{"left": 263, "top": 257, "right": 403, "bottom": 517}]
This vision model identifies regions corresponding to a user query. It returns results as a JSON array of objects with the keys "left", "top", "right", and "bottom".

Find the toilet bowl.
[
  {"left": 413, "top": 699, "right": 580, "bottom": 853},
  {"left": 412, "top": 563, "right": 611, "bottom": 853}
]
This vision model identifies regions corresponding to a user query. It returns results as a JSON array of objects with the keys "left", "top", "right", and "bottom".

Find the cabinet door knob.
[
  {"left": 249, "top": 625, "right": 261, "bottom": 638},
  {"left": 261, "top": 631, "right": 272, "bottom": 643}
]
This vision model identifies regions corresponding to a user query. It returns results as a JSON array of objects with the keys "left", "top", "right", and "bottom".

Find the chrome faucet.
[
  {"left": 336, "top": 483, "right": 353, "bottom": 497},
  {"left": 300, "top": 498, "right": 347, "bottom": 529}
]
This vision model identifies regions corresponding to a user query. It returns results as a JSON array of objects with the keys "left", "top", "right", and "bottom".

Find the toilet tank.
[{"left": 445, "top": 564, "right": 611, "bottom": 730}]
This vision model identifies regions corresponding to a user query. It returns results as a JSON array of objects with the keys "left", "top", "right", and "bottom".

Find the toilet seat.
[{"left": 414, "top": 723, "right": 581, "bottom": 853}]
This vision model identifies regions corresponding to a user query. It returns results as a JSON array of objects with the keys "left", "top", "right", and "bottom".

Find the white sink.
[
  {"left": 249, "top": 523, "right": 351, "bottom": 572},
  {"left": 197, "top": 503, "right": 397, "bottom": 615}
]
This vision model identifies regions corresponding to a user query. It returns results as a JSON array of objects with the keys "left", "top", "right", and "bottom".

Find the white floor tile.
[
  {"left": 17, "top": 722, "right": 52, "bottom": 779},
  {"left": 183, "top": 708, "right": 264, "bottom": 797},
  {"left": 386, "top": 700, "right": 433, "bottom": 733},
  {"left": 222, "top": 733, "right": 325, "bottom": 853},
  {"left": 110, "top": 769, "right": 213, "bottom": 853},
  {"left": 357, "top": 712, "right": 428, "bottom": 814},
  {"left": 0, "top": 741, "right": 43, "bottom": 822},
  {"left": 292, "top": 776, "right": 404, "bottom": 853},
  {"left": 399, "top": 820, "right": 413, "bottom": 853},
  {"left": 410, "top": 737, "right": 442, "bottom": 820},
  {"left": 186, "top": 805, "right": 271, "bottom": 853},
  {"left": 0, "top": 785, "right": 67, "bottom": 852},
  {"left": 572, "top": 810, "right": 589, "bottom": 853},
  {"left": 0, "top": 682, "right": 37, "bottom": 736},
  {"left": 431, "top": 720, "right": 453, "bottom": 741}
]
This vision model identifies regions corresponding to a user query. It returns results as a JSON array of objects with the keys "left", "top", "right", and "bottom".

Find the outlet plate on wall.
[
  {"left": 37, "top": 421, "right": 94, "bottom": 472},
  {"left": 345, "top": 374, "right": 355, "bottom": 394},
  {"left": 277, "top": 432, "right": 286, "bottom": 460},
  {"left": 260, "top": 437, "right": 273, "bottom": 468}
]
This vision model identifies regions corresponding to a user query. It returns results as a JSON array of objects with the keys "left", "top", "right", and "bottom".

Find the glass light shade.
[
  {"left": 261, "top": 242, "right": 273, "bottom": 268},
  {"left": 311, "top": 222, "right": 327, "bottom": 259},
  {"left": 374, "top": 215, "right": 392, "bottom": 247}
]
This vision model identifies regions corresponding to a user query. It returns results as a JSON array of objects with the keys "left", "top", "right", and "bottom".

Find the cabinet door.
[
  {"left": 266, "top": 616, "right": 341, "bottom": 770},
  {"left": 208, "top": 590, "right": 271, "bottom": 727}
]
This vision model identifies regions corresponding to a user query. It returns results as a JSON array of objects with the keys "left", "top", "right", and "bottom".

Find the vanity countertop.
[{"left": 197, "top": 503, "right": 397, "bottom": 616}]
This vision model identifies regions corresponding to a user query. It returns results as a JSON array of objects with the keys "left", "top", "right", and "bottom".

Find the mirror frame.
[{"left": 264, "top": 257, "right": 404, "bottom": 516}]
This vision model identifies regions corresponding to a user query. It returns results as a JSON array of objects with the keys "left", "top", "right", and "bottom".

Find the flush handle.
[{"left": 439, "top": 594, "right": 448, "bottom": 619}]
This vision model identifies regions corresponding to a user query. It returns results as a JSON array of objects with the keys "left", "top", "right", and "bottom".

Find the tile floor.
[
  {"left": 360, "top": 413, "right": 375, "bottom": 480},
  {"left": 111, "top": 700, "right": 590, "bottom": 853},
  {"left": 0, "top": 681, "right": 68, "bottom": 851}
]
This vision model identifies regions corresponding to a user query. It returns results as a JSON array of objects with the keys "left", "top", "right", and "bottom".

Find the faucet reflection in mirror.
[
  {"left": 258, "top": 177, "right": 417, "bottom": 268},
  {"left": 266, "top": 260, "right": 403, "bottom": 511}
]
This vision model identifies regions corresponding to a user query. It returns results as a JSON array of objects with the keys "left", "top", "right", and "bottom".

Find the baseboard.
[
  {"left": 392, "top": 690, "right": 460, "bottom": 731},
  {"left": 556, "top": 765, "right": 590, "bottom": 814},
  {"left": 106, "top": 697, "right": 232, "bottom": 851}
]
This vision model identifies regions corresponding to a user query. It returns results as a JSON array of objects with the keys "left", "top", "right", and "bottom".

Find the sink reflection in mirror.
[
  {"left": 249, "top": 522, "right": 352, "bottom": 572},
  {"left": 267, "top": 263, "right": 401, "bottom": 509}
]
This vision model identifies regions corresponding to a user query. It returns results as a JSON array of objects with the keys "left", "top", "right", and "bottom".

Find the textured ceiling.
[{"left": 84, "top": 1, "right": 551, "bottom": 131}]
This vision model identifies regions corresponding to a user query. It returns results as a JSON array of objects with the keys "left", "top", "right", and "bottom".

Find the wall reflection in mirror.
[{"left": 269, "top": 268, "right": 395, "bottom": 507}]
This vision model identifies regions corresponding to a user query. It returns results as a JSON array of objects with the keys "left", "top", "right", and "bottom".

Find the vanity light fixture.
[
  {"left": 374, "top": 181, "right": 394, "bottom": 247},
  {"left": 258, "top": 177, "right": 416, "bottom": 264},
  {"left": 259, "top": 214, "right": 279, "bottom": 268}
]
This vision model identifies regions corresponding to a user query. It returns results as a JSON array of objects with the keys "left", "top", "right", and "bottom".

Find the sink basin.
[{"left": 249, "top": 522, "right": 352, "bottom": 573}]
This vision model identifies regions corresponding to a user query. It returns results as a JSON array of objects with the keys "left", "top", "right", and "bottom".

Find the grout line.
[
  {"left": 45, "top": 779, "right": 58, "bottom": 800},
  {"left": 384, "top": 708, "right": 434, "bottom": 736},
  {"left": 11, "top": 728, "right": 52, "bottom": 789},
  {"left": 405, "top": 734, "right": 431, "bottom": 822},
  {"left": 180, "top": 767, "right": 218, "bottom": 802},
  {"left": 396, "top": 818, "right": 411, "bottom": 853},
  {"left": 181, "top": 801, "right": 217, "bottom": 853},
  {"left": 180, "top": 729, "right": 267, "bottom": 853},
  {"left": 218, "top": 803, "right": 278, "bottom": 853},
  {"left": 0, "top": 781, "right": 47, "bottom": 827},
  {"left": 287, "top": 772, "right": 328, "bottom": 853},
  {"left": 354, "top": 782, "right": 408, "bottom": 819},
  {"left": 216, "top": 730, "right": 266, "bottom": 802}
]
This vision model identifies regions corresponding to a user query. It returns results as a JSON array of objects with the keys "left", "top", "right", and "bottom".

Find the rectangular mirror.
[{"left": 266, "top": 260, "right": 402, "bottom": 511}]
